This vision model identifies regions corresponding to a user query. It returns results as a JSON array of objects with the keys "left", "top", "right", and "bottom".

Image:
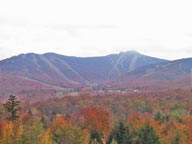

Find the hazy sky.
[{"left": 0, "top": 0, "right": 192, "bottom": 60}]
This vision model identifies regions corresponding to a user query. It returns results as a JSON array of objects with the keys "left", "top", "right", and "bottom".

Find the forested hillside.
[{"left": 0, "top": 89, "right": 191, "bottom": 144}]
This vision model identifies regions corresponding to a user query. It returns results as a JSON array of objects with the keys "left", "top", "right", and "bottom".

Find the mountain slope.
[
  {"left": 0, "top": 51, "right": 167, "bottom": 86},
  {"left": 109, "top": 58, "right": 192, "bottom": 91},
  {"left": 0, "top": 51, "right": 168, "bottom": 101}
]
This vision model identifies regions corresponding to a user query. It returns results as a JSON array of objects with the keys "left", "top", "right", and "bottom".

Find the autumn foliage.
[{"left": 0, "top": 89, "right": 191, "bottom": 144}]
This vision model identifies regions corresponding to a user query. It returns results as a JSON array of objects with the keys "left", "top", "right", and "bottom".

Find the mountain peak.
[{"left": 119, "top": 50, "right": 140, "bottom": 55}]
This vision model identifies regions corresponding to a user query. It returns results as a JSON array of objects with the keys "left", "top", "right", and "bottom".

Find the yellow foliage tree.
[
  {"left": 0, "top": 121, "right": 14, "bottom": 144},
  {"left": 15, "top": 122, "right": 24, "bottom": 143},
  {"left": 38, "top": 128, "right": 53, "bottom": 144}
]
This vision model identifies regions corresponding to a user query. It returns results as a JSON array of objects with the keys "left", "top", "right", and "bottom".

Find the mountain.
[
  {"left": 0, "top": 51, "right": 167, "bottom": 86},
  {"left": 0, "top": 51, "right": 167, "bottom": 101},
  {"left": 109, "top": 58, "right": 192, "bottom": 91}
]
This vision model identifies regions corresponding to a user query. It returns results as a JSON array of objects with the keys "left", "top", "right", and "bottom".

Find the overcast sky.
[{"left": 0, "top": 0, "right": 192, "bottom": 60}]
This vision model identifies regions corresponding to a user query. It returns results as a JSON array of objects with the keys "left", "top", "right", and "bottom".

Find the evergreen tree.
[
  {"left": 154, "top": 111, "right": 170, "bottom": 123},
  {"left": 3, "top": 95, "right": 20, "bottom": 121},
  {"left": 107, "top": 122, "right": 132, "bottom": 144},
  {"left": 89, "top": 129, "right": 102, "bottom": 144},
  {"left": 137, "top": 122, "right": 160, "bottom": 144}
]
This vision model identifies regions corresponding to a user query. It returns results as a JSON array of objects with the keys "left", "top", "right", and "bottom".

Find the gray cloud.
[{"left": 0, "top": 0, "right": 192, "bottom": 60}]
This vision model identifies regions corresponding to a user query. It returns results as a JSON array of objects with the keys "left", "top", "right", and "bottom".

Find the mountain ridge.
[
  {"left": 0, "top": 51, "right": 167, "bottom": 84},
  {"left": 1, "top": 51, "right": 191, "bottom": 101},
  {"left": 108, "top": 57, "right": 192, "bottom": 91}
]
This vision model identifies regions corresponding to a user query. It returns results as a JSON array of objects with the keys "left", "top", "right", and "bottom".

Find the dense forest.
[{"left": 0, "top": 89, "right": 191, "bottom": 144}]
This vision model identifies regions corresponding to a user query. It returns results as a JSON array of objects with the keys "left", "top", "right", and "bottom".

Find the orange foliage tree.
[{"left": 82, "top": 107, "right": 112, "bottom": 143}]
